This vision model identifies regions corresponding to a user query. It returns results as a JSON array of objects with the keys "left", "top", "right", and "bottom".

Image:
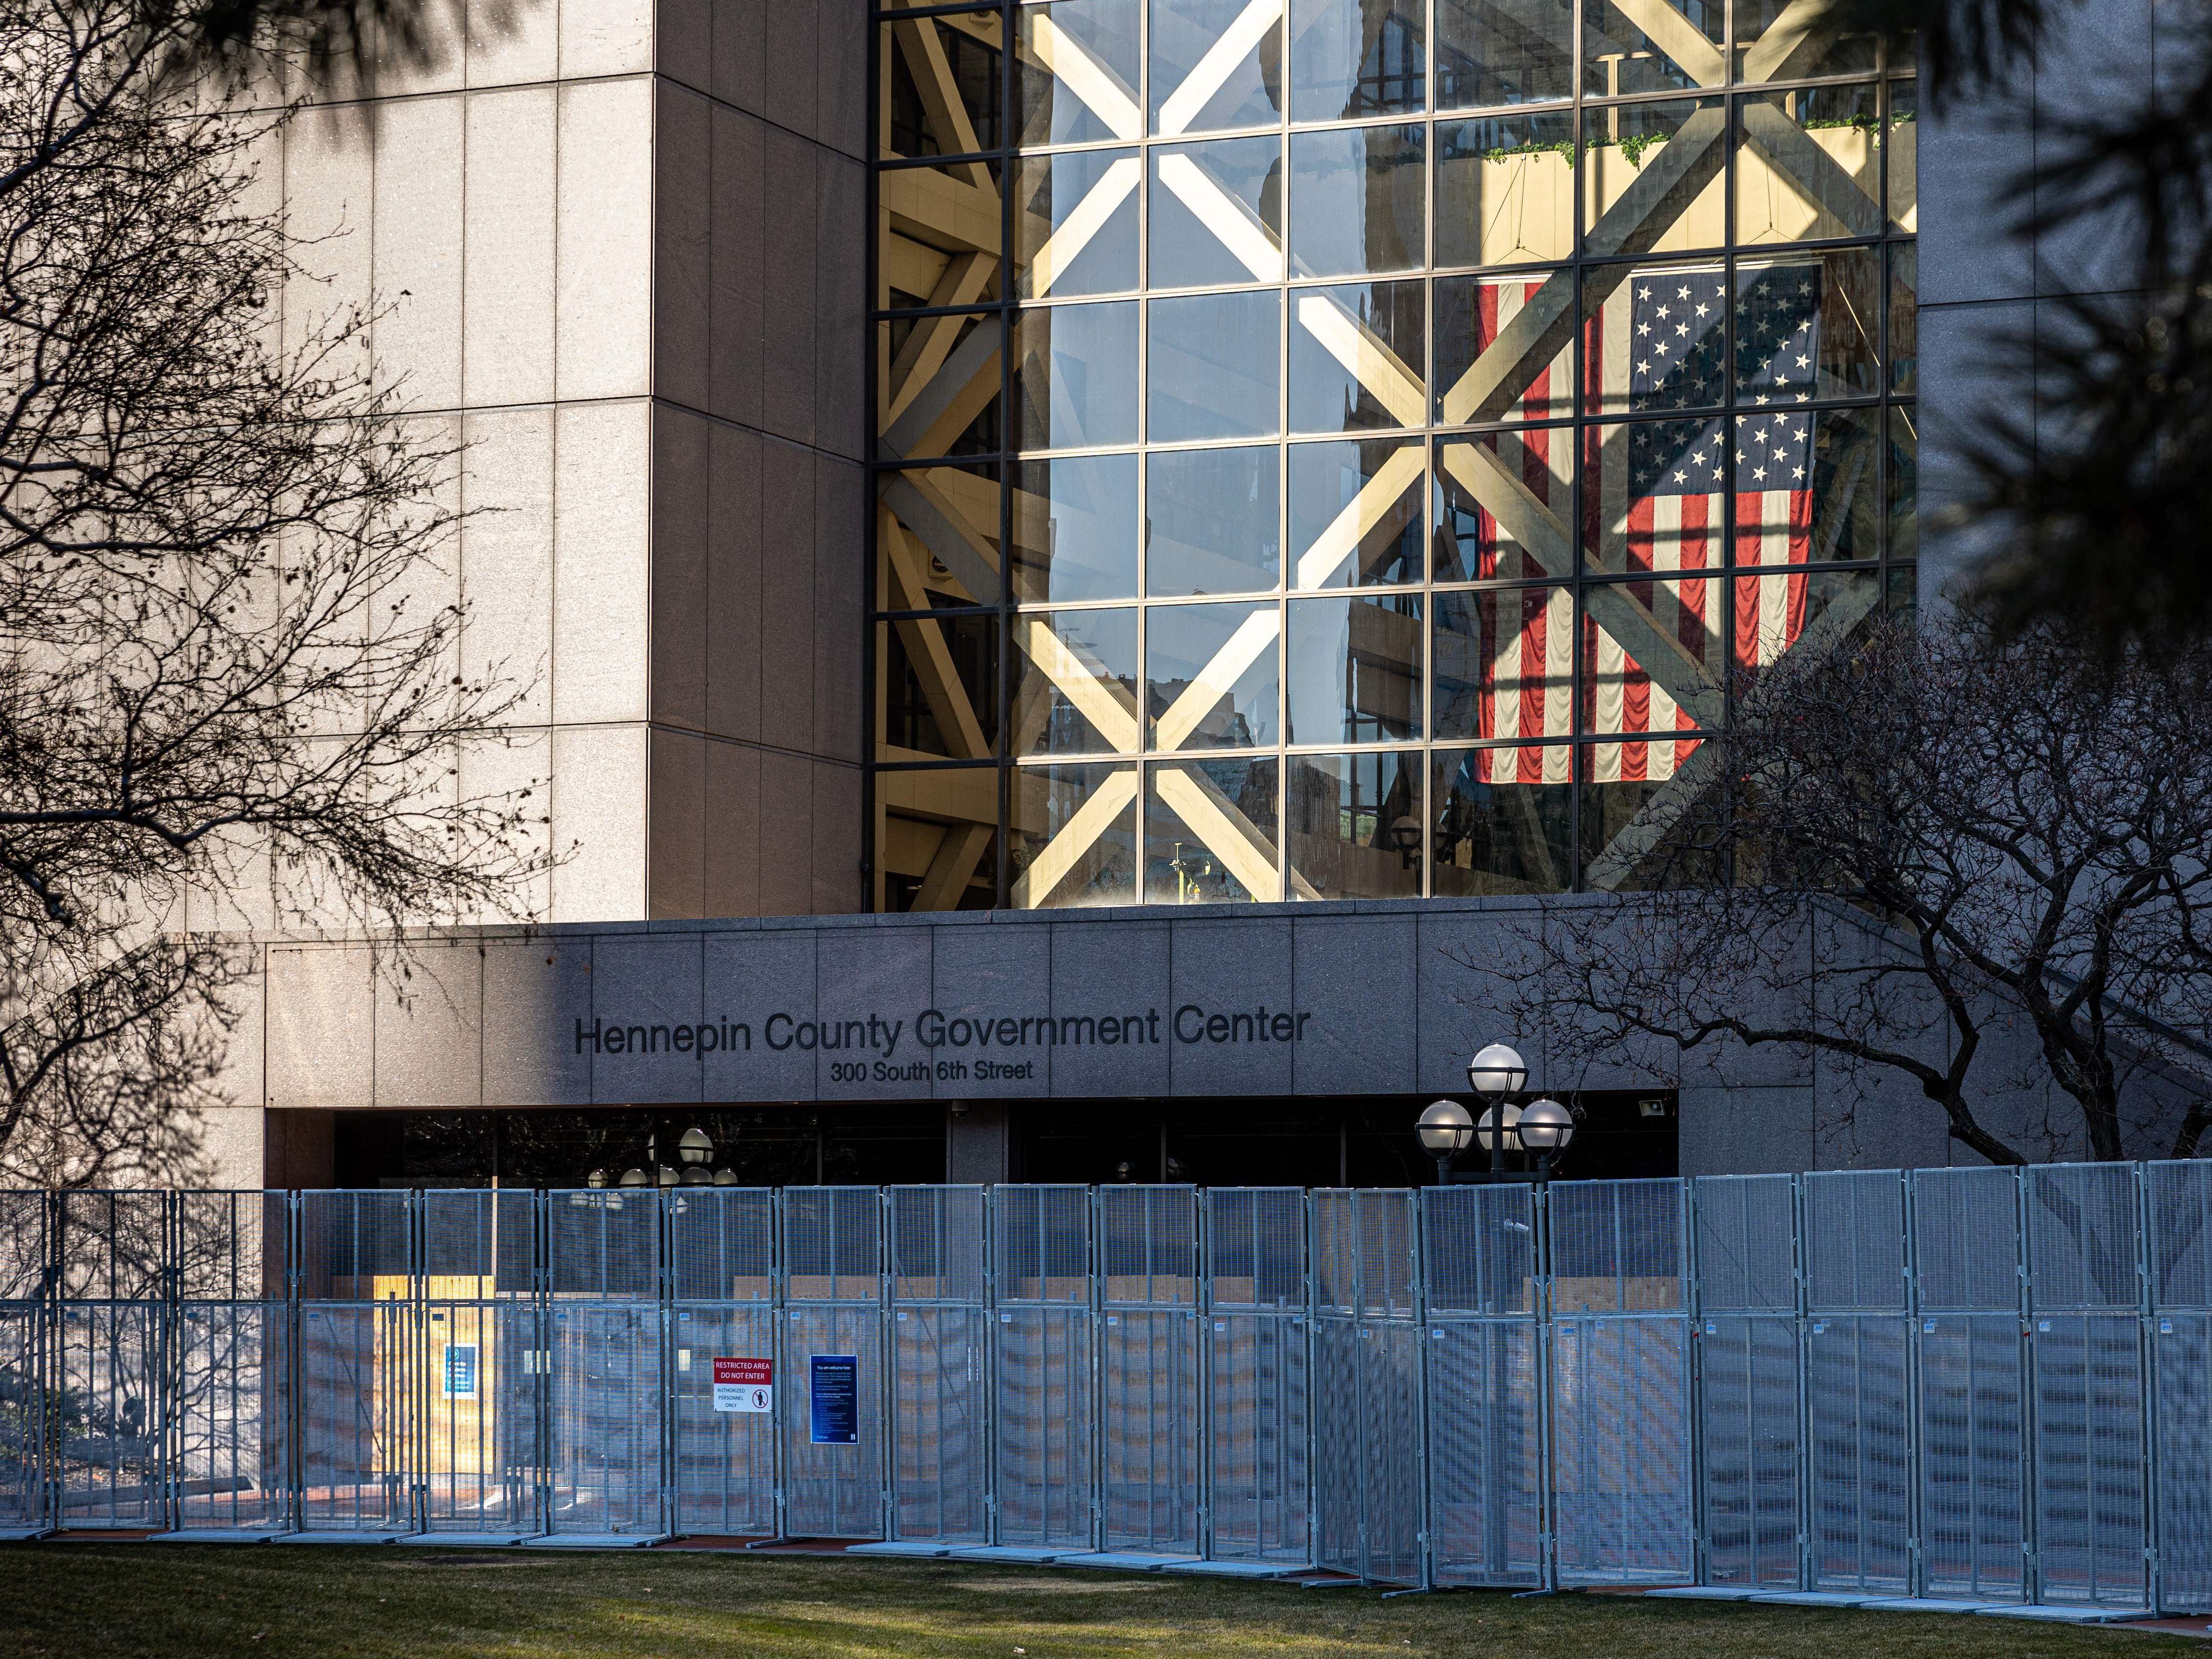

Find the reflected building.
[{"left": 873, "top": 0, "right": 1916, "bottom": 911}]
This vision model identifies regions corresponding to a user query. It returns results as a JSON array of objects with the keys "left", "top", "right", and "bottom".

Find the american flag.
[{"left": 1444, "top": 263, "right": 1822, "bottom": 789}]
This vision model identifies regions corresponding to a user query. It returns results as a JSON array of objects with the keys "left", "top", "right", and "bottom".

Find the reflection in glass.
[
  {"left": 1286, "top": 591, "right": 1422, "bottom": 743},
  {"left": 1148, "top": 290, "right": 1283, "bottom": 441},
  {"left": 1150, "top": 0, "right": 1284, "bottom": 136},
  {"left": 1735, "top": 404, "right": 1880, "bottom": 564},
  {"left": 1010, "top": 762, "right": 1141, "bottom": 908},
  {"left": 881, "top": 158, "right": 1005, "bottom": 311},
  {"left": 1015, "top": 301, "right": 1139, "bottom": 451},
  {"left": 1581, "top": 576, "right": 1723, "bottom": 741},
  {"left": 1288, "top": 280, "right": 1425, "bottom": 434},
  {"left": 1149, "top": 136, "right": 1284, "bottom": 288},
  {"left": 878, "top": 766, "right": 1003, "bottom": 911},
  {"left": 1432, "top": 588, "right": 1572, "bottom": 743},
  {"left": 1579, "top": 261, "right": 1728, "bottom": 418},
  {"left": 883, "top": 11, "right": 1005, "bottom": 161},
  {"left": 1289, "top": 0, "right": 1426, "bottom": 123},
  {"left": 1288, "top": 123, "right": 1426, "bottom": 278},
  {"left": 879, "top": 463, "right": 1004, "bottom": 607},
  {"left": 881, "top": 612, "right": 1001, "bottom": 759},
  {"left": 1145, "top": 758, "right": 1282, "bottom": 902},
  {"left": 1435, "top": 114, "right": 1576, "bottom": 268},
  {"left": 1013, "top": 608, "right": 1141, "bottom": 755},
  {"left": 1289, "top": 439, "right": 1426, "bottom": 588},
  {"left": 1888, "top": 242, "right": 1916, "bottom": 393},
  {"left": 1733, "top": 85, "right": 1881, "bottom": 245},
  {"left": 1730, "top": 567, "right": 1877, "bottom": 683},
  {"left": 1582, "top": 99, "right": 1728, "bottom": 258},
  {"left": 1434, "top": 0, "right": 1573, "bottom": 108},
  {"left": 1147, "top": 446, "right": 1282, "bottom": 597},
  {"left": 1733, "top": 0, "right": 1876, "bottom": 84},
  {"left": 1432, "top": 748, "right": 1572, "bottom": 895},
  {"left": 879, "top": 312, "right": 1002, "bottom": 462},
  {"left": 1016, "top": 148, "right": 1141, "bottom": 299},
  {"left": 1888, "top": 405, "right": 1916, "bottom": 561},
  {"left": 1433, "top": 433, "right": 1572, "bottom": 583},
  {"left": 1147, "top": 601, "right": 1282, "bottom": 750},
  {"left": 1735, "top": 250, "right": 1878, "bottom": 402},
  {"left": 1014, "top": 455, "right": 1141, "bottom": 603},
  {"left": 1582, "top": 0, "right": 1723, "bottom": 96},
  {"left": 1017, "top": 0, "right": 1141, "bottom": 150},
  {"left": 1436, "top": 273, "right": 1575, "bottom": 423},
  {"left": 1888, "top": 83, "right": 1917, "bottom": 233},
  {"left": 1287, "top": 750, "right": 1421, "bottom": 899},
  {"left": 1579, "top": 753, "right": 1718, "bottom": 891},
  {"left": 1580, "top": 420, "right": 1727, "bottom": 578}
]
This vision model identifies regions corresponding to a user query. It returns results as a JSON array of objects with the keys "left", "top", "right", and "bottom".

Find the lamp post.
[{"left": 1419, "top": 1043, "right": 1578, "bottom": 1183}]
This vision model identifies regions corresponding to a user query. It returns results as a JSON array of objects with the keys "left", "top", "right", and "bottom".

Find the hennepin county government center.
[{"left": 21, "top": 0, "right": 2212, "bottom": 1619}]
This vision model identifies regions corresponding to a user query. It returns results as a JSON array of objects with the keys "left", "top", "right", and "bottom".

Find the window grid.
[{"left": 869, "top": 0, "right": 1916, "bottom": 912}]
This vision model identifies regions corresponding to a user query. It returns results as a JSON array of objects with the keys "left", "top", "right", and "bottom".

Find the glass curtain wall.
[{"left": 869, "top": 0, "right": 1917, "bottom": 908}]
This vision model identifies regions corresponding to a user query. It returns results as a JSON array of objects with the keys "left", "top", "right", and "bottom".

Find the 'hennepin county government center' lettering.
[{"left": 572, "top": 1006, "right": 1313, "bottom": 1060}]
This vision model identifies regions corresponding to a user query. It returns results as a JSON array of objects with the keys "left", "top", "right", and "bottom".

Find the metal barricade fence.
[
  {"left": 296, "top": 1190, "right": 413, "bottom": 1533},
  {"left": 1424, "top": 1183, "right": 1544, "bottom": 1588},
  {"left": 172, "top": 1191, "right": 290, "bottom": 1534},
  {"left": 887, "top": 1185, "right": 989, "bottom": 1544},
  {"left": 1099, "top": 1186, "right": 1201, "bottom": 1558},
  {"left": 670, "top": 1187, "right": 777, "bottom": 1537},
  {"left": 53, "top": 1191, "right": 169, "bottom": 1529},
  {"left": 2024, "top": 1163, "right": 2148, "bottom": 1608},
  {"left": 2149, "top": 1160, "right": 2212, "bottom": 1611},
  {"left": 1692, "top": 1174, "right": 1803, "bottom": 1590},
  {"left": 992, "top": 1184, "right": 1095, "bottom": 1552},
  {"left": 1911, "top": 1165, "right": 2028, "bottom": 1602},
  {"left": 781, "top": 1187, "right": 884, "bottom": 1540},
  {"left": 0, "top": 1192, "right": 43, "bottom": 1534},
  {"left": 1547, "top": 1178, "right": 1692, "bottom": 1586},
  {"left": 10, "top": 1167, "right": 2212, "bottom": 1606},
  {"left": 421, "top": 1189, "right": 538, "bottom": 1536},
  {"left": 1312, "top": 1189, "right": 1422, "bottom": 1584},
  {"left": 1201, "top": 1188, "right": 1308, "bottom": 1564},
  {"left": 1803, "top": 1170, "right": 1912, "bottom": 1595}
]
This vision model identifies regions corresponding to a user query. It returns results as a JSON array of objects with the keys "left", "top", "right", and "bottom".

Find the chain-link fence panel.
[
  {"left": 1912, "top": 1166, "right": 2027, "bottom": 1602},
  {"left": 1425, "top": 1184, "right": 1542, "bottom": 1587},
  {"left": 1693, "top": 1176, "right": 1801, "bottom": 1591},
  {"left": 2025, "top": 1165, "right": 2146, "bottom": 1609},
  {"left": 173, "top": 1193, "right": 290, "bottom": 1533},
  {"left": 1802, "top": 1172, "right": 1910, "bottom": 1594},
  {"left": 993, "top": 1185, "right": 1093, "bottom": 1551},
  {"left": 1311, "top": 1191, "right": 1421, "bottom": 1585},
  {"left": 2150, "top": 1161, "right": 2212, "bottom": 1611},
  {"left": 1549, "top": 1179, "right": 1691, "bottom": 1585},
  {"left": 671, "top": 1187, "right": 777, "bottom": 1538},
  {"left": 1100, "top": 1187, "right": 1199, "bottom": 1556},
  {"left": 888, "top": 1186, "right": 988, "bottom": 1544},
  {"left": 421, "top": 1190, "right": 538, "bottom": 1535},
  {"left": 782, "top": 1188, "right": 883, "bottom": 1541},
  {"left": 1204, "top": 1189, "right": 1307, "bottom": 1564}
]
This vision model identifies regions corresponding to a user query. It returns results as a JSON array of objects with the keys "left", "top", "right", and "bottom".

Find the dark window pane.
[
  {"left": 880, "top": 612, "right": 1002, "bottom": 759},
  {"left": 1432, "top": 747, "right": 1573, "bottom": 894},
  {"left": 1287, "top": 750, "right": 1423, "bottom": 898}
]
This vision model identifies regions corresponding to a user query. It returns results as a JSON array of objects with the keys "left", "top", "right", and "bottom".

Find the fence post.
[
  {"left": 2136, "top": 1163, "right": 2158, "bottom": 1613},
  {"left": 1686, "top": 1175, "right": 1713, "bottom": 1587},
  {"left": 1791, "top": 1173, "right": 1811, "bottom": 1594}
]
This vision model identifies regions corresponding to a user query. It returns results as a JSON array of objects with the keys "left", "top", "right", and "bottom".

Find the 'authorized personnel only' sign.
[{"left": 712, "top": 1356, "right": 773, "bottom": 1413}]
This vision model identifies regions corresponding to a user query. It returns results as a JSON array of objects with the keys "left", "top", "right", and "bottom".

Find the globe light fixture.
[
  {"left": 679, "top": 1127, "right": 714, "bottom": 1167},
  {"left": 1515, "top": 1098, "right": 1575, "bottom": 1154},
  {"left": 1465, "top": 1043, "right": 1528, "bottom": 1100},
  {"left": 618, "top": 1168, "right": 648, "bottom": 1188},
  {"left": 1417, "top": 1099, "right": 1475, "bottom": 1156},
  {"left": 1475, "top": 1101, "right": 1523, "bottom": 1155}
]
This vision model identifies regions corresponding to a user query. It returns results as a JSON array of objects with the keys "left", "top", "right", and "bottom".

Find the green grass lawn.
[{"left": 0, "top": 1545, "right": 2195, "bottom": 1659}]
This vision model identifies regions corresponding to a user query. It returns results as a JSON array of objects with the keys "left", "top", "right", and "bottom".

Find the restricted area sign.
[{"left": 712, "top": 1356, "right": 773, "bottom": 1413}]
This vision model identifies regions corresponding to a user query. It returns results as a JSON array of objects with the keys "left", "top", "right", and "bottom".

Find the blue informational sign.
[
  {"left": 442, "top": 1343, "right": 479, "bottom": 1399},
  {"left": 809, "top": 1354, "right": 859, "bottom": 1445}
]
